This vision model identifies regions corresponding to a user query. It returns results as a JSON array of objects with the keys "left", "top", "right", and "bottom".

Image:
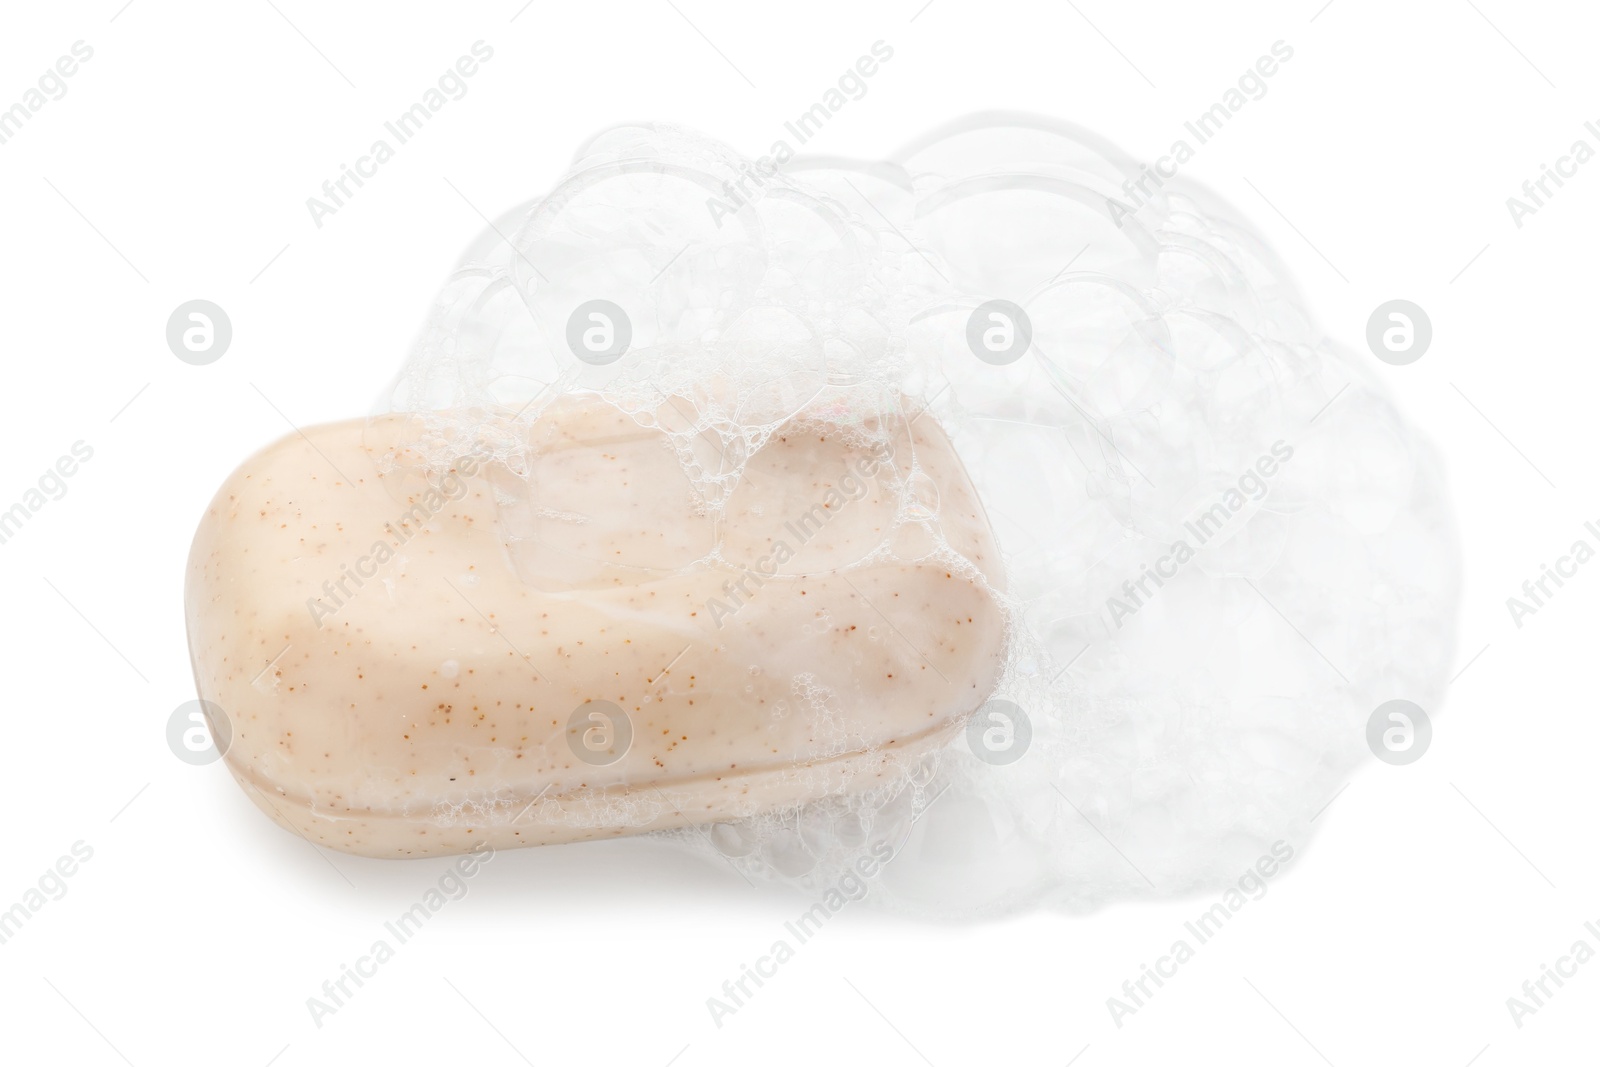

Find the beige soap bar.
[{"left": 185, "top": 396, "right": 1006, "bottom": 857}]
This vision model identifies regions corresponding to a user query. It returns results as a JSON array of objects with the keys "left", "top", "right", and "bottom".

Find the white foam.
[{"left": 383, "top": 117, "right": 1459, "bottom": 917}]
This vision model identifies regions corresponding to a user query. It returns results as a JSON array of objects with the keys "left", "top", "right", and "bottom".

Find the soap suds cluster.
[{"left": 383, "top": 117, "right": 1458, "bottom": 917}]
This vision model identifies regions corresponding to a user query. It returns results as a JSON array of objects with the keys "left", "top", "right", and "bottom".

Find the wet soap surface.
[{"left": 185, "top": 396, "right": 1007, "bottom": 857}]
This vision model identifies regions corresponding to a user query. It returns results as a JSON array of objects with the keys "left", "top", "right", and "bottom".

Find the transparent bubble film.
[{"left": 376, "top": 116, "right": 1459, "bottom": 918}]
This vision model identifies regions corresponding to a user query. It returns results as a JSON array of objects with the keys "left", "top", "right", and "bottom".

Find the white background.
[{"left": 1, "top": 1, "right": 1596, "bottom": 1064}]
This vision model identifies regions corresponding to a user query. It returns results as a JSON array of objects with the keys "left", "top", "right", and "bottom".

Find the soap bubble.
[{"left": 381, "top": 117, "right": 1459, "bottom": 917}]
